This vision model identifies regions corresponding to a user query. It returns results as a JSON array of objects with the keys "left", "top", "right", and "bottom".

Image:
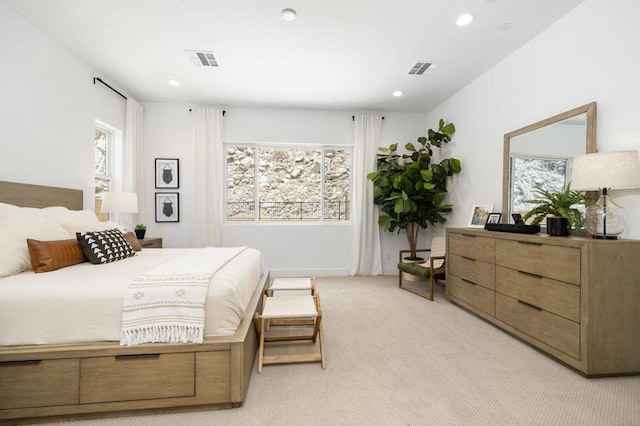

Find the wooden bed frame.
[{"left": 0, "top": 181, "right": 267, "bottom": 424}]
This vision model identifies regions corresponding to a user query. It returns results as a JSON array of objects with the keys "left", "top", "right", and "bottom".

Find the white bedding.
[{"left": 0, "top": 247, "right": 264, "bottom": 346}]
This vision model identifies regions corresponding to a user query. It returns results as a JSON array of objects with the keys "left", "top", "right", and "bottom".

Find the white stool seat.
[
  {"left": 270, "top": 277, "right": 314, "bottom": 291},
  {"left": 262, "top": 296, "right": 317, "bottom": 319},
  {"left": 267, "top": 277, "right": 316, "bottom": 296}
]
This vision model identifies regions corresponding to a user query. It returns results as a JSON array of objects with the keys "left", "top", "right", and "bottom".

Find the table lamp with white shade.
[
  {"left": 570, "top": 150, "right": 640, "bottom": 239},
  {"left": 100, "top": 192, "right": 139, "bottom": 230}
]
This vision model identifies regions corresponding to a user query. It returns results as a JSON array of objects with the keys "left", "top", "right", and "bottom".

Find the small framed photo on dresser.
[
  {"left": 155, "top": 192, "right": 179, "bottom": 223},
  {"left": 155, "top": 158, "right": 179, "bottom": 189},
  {"left": 469, "top": 204, "right": 494, "bottom": 227},
  {"left": 486, "top": 213, "right": 502, "bottom": 224}
]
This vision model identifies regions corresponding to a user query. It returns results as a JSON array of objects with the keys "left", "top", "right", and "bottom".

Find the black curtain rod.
[
  {"left": 93, "top": 77, "right": 127, "bottom": 100},
  {"left": 188, "top": 109, "right": 226, "bottom": 116},
  {"left": 352, "top": 116, "right": 385, "bottom": 121}
]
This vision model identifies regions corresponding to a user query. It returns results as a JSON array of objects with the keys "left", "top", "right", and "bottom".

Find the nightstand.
[{"left": 139, "top": 237, "right": 163, "bottom": 248}]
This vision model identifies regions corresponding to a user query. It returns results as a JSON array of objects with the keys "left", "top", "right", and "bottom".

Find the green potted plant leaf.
[
  {"left": 522, "top": 185, "right": 588, "bottom": 236},
  {"left": 367, "top": 119, "right": 462, "bottom": 260},
  {"left": 134, "top": 223, "right": 147, "bottom": 240}
]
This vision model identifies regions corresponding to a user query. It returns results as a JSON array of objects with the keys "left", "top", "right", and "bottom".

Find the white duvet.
[{"left": 0, "top": 248, "right": 264, "bottom": 346}]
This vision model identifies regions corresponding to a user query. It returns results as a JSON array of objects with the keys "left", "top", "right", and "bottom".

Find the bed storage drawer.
[
  {"left": 0, "top": 358, "right": 79, "bottom": 409},
  {"left": 80, "top": 352, "right": 195, "bottom": 404},
  {"left": 495, "top": 293, "right": 580, "bottom": 360}
]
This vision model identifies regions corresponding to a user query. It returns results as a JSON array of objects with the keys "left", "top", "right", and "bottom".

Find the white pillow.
[
  {"left": 0, "top": 222, "right": 73, "bottom": 277},
  {"left": 0, "top": 204, "right": 98, "bottom": 225},
  {"left": 0, "top": 202, "right": 21, "bottom": 222},
  {"left": 61, "top": 220, "right": 123, "bottom": 235}
]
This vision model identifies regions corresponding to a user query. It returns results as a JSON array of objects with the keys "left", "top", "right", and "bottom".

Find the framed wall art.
[
  {"left": 155, "top": 192, "right": 179, "bottom": 222},
  {"left": 469, "top": 204, "right": 494, "bottom": 227},
  {"left": 155, "top": 158, "right": 179, "bottom": 189}
]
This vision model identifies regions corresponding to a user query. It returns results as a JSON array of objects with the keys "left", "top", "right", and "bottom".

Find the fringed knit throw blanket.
[{"left": 120, "top": 246, "right": 247, "bottom": 346}]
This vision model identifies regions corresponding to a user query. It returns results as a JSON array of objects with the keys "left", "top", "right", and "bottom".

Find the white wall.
[
  {"left": 0, "top": 3, "right": 126, "bottom": 209},
  {"left": 142, "top": 104, "right": 428, "bottom": 275},
  {"left": 425, "top": 0, "right": 640, "bottom": 239},
  {"left": 7, "top": 0, "right": 640, "bottom": 276}
]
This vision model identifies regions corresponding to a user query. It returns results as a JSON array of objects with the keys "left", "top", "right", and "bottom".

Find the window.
[
  {"left": 226, "top": 144, "right": 351, "bottom": 222},
  {"left": 94, "top": 122, "right": 114, "bottom": 220}
]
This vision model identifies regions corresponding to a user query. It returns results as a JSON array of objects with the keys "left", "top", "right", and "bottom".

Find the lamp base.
[{"left": 591, "top": 234, "right": 619, "bottom": 240}]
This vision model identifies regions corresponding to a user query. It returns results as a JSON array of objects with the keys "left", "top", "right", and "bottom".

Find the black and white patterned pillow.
[{"left": 76, "top": 229, "right": 136, "bottom": 264}]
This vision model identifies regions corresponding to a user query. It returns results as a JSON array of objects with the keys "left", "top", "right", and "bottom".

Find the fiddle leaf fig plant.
[
  {"left": 367, "top": 119, "right": 461, "bottom": 260},
  {"left": 522, "top": 185, "right": 587, "bottom": 229}
]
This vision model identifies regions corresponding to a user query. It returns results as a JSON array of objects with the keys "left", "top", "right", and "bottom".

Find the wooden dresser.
[{"left": 446, "top": 227, "right": 640, "bottom": 376}]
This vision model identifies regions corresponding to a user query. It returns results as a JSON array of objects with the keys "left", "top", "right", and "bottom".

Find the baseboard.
[{"left": 270, "top": 268, "right": 348, "bottom": 277}]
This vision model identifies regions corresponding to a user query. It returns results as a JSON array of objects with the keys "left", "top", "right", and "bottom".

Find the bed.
[{"left": 0, "top": 181, "right": 269, "bottom": 424}]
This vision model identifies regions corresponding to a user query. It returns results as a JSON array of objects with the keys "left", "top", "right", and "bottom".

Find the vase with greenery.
[
  {"left": 134, "top": 223, "right": 147, "bottom": 239},
  {"left": 522, "top": 185, "right": 588, "bottom": 235},
  {"left": 367, "top": 119, "right": 462, "bottom": 260}
]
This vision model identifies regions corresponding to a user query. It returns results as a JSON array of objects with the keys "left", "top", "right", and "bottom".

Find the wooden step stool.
[{"left": 257, "top": 294, "right": 326, "bottom": 373}]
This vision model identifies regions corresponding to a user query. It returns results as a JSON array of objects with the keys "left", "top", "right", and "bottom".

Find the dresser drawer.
[
  {"left": 80, "top": 352, "right": 195, "bottom": 404},
  {"left": 496, "top": 239, "right": 580, "bottom": 285},
  {"left": 496, "top": 293, "right": 580, "bottom": 360},
  {"left": 0, "top": 358, "right": 79, "bottom": 409},
  {"left": 448, "top": 232, "right": 495, "bottom": 263},
  {"left": 496, "top": 266, "right": 580, "bottom": 322},
  {"left": 449, "top": 254, "right": 495, "bottom": 290},
  {"left": 447, "top": 275, "right": 495, "bottom": 316}
]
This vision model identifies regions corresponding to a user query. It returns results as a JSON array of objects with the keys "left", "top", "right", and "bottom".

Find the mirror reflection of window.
[{"left": 510, "top": 155, "right": 568, "bottom": 214}]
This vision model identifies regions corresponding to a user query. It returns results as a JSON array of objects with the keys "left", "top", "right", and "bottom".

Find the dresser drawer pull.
[
  {"left": 0, "top": 360, "right": 42, "bottom": 366},
  {"left": 517, "top": 241, "right": 543, "bottom": 246},
  {"left": 115, "top": 354, "right": 161, "bottom": 360},
  {"left": 518, "top": 300, "right": 543, "bottom": 311},
  {"left": 518, "top": 270, "right": 543, "bottom": 279},
  {"left": 462, "top": 256, "right": 476, "bottom": 262},
  {"left": 461, "top": 234, "right": 477, "bottom": 238},
  {"left": 461, "top": 278, "right": 477, "bottom": 285}
]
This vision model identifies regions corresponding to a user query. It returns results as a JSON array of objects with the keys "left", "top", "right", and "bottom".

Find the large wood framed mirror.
[{"left": 502, "top": 102, "right": 597, "bottom": 223}]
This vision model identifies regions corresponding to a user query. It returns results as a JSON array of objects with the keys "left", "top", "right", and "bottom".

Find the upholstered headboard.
[{"left": 0, "top": 181, "right": 83, "bottom": 210}]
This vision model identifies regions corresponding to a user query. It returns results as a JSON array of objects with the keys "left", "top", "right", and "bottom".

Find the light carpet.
[{"left": 43, "top": 276, "right": 640, "bottom": 425}]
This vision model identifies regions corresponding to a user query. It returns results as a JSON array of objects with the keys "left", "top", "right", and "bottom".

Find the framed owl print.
[{"left": 155, "top": 158, "right": 179, "bottom": 189}]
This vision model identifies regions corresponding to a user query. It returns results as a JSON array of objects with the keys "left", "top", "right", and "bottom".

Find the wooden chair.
[
  {"left": 256, "top": 294, "right": 326, "bottom": 373},
  {"left": 397, "top": 236, "right": 446, "bottom": 301}
]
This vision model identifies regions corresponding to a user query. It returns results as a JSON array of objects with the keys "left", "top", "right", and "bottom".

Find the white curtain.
[
  {"left": 348, "top": 114, "right": 383, "bottom": 276},
  {"left": 122, "top": 98, "right": 144, "bottom": 231},
  {"left": 192, "top": 108, "right": 224, "bottom": 247}
]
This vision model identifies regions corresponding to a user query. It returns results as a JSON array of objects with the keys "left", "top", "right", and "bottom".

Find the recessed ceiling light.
[
  {"left": 282, "top": 8, "right": 297, "bottom": 21},
  {"left": 456, "top": 13, "right": 474, "bottom": 26},
  {"left": 167, "top": 79, "right": 180, "bottom": 87},
  {"left": 392, "top": 90, "right": 404, "bottom": 97}
]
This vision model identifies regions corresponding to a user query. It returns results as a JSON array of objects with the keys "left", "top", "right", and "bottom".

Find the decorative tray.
[{"left": 484, "top": 223, "right": 540, "bottom": 234}]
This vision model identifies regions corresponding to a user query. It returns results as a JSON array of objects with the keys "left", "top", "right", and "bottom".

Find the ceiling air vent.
[
  {"left": 187, "top": 50, "right": 219, "bottom": 67},
  {"left": 408, "top": 61, "right": 432, "bottom": 75}
]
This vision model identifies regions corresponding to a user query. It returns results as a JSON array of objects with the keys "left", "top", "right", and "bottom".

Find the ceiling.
[{"left": 3, "top": 0, "right": 584, "bottom": 113}]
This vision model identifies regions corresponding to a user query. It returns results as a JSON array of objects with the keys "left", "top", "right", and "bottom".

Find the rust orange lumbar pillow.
[
  {"left": 27, "top": 238, "right": 87, "bottom": 273},
  {"left": 124, "top": 231, "right": 142, "bottom": 252}
]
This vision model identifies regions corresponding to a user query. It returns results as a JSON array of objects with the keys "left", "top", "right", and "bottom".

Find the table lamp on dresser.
[{"left": 570, "top": 150, "right": 640, "bottom": 239}]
